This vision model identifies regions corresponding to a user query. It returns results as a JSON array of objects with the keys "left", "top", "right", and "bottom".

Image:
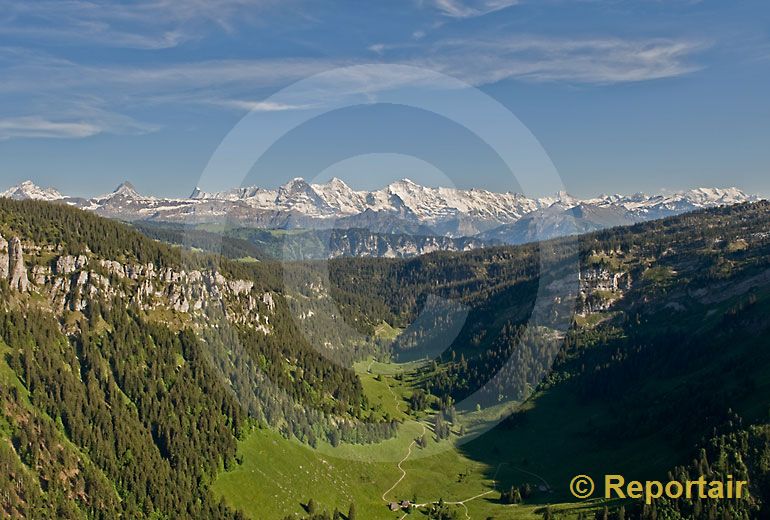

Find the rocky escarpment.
[
  {"left": 2, "top": 234, "right": 274, "bottom": 333},
  {"left": 0, "top": 233, "right": 30, "bottom": 292},
  {"left": 578, "top": 267, "right": 632, "bottom": 313},
  {"left": 577, "top": 249, "right": 633, "bottom": 315}
]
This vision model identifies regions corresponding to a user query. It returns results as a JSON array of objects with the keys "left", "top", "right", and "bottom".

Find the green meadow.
[{"left": 212, "top": 358, "right": 622, "bottom": 519}]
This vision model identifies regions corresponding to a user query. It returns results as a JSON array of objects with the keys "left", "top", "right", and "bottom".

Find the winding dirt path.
[
  {"left": 381, "top": 423, "right": 426, "bottom": 502},
  {"left": 393, "top": 488, "right": 494, "bottom": 519},
  {"left": 405, "top": 490, "right": 496, "bottom": 519},
  {"left": 445, "top": 490, "right": 496, "bottom": 519},
  {"left": 377, "top": 373, "right": 499, "bottom": 519},
  {"left": 385, "top": 376, "right": 404, "bottom": 414},
  {"left": 379, "top": 416, "right": 496, "bottom": 519}
]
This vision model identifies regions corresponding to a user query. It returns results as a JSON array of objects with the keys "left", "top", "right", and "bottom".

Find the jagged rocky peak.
[
  {"left": 555, "top": 190, "right": 580, "bottom": 205},
  {"left": 279, "top": 177, "right": 313, "bottom": 193},
  {"left": 325, "top": 177, "right": 350, "bottom": 189},
  {"left": 276, "top": 177, "right": 333, "bottom": 214},
  {"left": 110, "top": 181, "right": 142, "bottom": 199}
]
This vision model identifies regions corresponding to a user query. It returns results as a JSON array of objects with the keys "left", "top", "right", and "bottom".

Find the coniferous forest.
[{"left": 2, "top": 198, "right": 770, "bottom": 518}]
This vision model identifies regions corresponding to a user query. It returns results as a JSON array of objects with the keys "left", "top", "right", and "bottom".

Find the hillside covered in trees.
[
  {"left": 0, "top": 199, "right": 395, "bottom": 518},
  {"left": 3, "top": 198, "right": 770, "bottom": 518}
]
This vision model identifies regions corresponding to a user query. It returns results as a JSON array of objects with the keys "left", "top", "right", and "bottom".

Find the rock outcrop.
[
  {"left": 55, "top": 255, "right": 88, "bottom": 275},
  {"left": 0, "top": 234, "right": 8, "bottom": 280},
  {"left": 578, "top": 267, "right": 632, "bottom": 314},
  {"left": 262, "top": 292, "right": 275, "bottom": 312},
  {"left": 0, "top": 231, "right": 275, "bottom": 333},
  {"left": 7, "top": 236, "right": 30, "bottom": 292}
]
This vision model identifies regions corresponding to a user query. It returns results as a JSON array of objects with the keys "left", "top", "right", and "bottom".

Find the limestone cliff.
[
  {"left": 2, "top": 235, "right": 274, "bottom": 333},
  {"left": 1, "top": 234, "right": 30, "bottom": 292},
  {"left": 0, "top": 234, "right": 8, "bottom": 280}
]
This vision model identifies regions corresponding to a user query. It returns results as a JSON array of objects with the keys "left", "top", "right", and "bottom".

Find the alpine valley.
[
  {"left": 2, "top": 191, "right": 770, "bottom": 519},
  {"left": 4, "top": 0, "right": 770, "bottom": 518}
]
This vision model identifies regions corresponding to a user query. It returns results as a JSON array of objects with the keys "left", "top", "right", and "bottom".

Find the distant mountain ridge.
[
  {"left": 1, "top": 179, "right": 760, "bottom": 247},
  {"left": 479, "top": 202, "right": 643, "bottom": 244}
]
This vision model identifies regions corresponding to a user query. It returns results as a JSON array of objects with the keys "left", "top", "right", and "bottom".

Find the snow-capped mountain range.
[
  {"left": 1, "top": 178, "right": 760, "bottom": 247},
  {"left": 189, "top": 177, "right": 546, "bottom": 222}
]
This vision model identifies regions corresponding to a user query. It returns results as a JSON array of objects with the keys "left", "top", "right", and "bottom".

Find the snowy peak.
[
  {"left": 98, "top": 181, "right": 146, "bottom": 201},
  {"left": 277, "top": 178, "right": 317, "bottom": 199},
  {"left": 275, "top": 178, "right": 334, "bottom": 216},
  {"left": 324, "top": 177, "right": 351, "bottom": 190},
  {"left": 1, "top": 180, "right": 63, "bottom": 201},
  {"left": 681, "top": 187, "right": 757, "bottom": 206},
  {"left": 279, "top": 177, "right": 311, "bottom": 192},
  {"left": 310, "top": 178, "right": 366, "bottom": 214},
  {"left": 0, "top": 178, "right": 760, "bottom": 242},
  {"left": 387, "top": 178, "right": 419, "bottom": 190},
  {"left": 113, "top": 181, "right": 140, "bottom": 197},
  {"left": 555, "top": 190, "right": 580, "bottom": 206}
]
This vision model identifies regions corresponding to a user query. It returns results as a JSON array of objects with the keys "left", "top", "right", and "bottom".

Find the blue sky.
[{"left": 0, "top": 0, "right": 769, "bottom": 198}]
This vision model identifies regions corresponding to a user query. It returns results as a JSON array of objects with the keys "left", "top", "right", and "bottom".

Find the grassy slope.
[
  {"left": 213, "top": 358, "right": 612, "bottom": 519},
  {"left": 212, "top": 427, "right": 598, "bottom": 520}
]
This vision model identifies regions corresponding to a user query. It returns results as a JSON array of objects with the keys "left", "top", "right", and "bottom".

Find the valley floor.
[{"left": 212, "top": 358, "right": 632, "bottom": 519}]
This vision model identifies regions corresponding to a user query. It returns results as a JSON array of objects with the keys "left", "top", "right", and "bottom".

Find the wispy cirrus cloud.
[
  {"left": 0, "top": 106, "right": 158, "bottom": 140},
  {"left": 419, "top": 36, "right": 709, "bottom": 84},
  {"left": 364, "top": 34, "right": 708, "bottom": 84},
  {"left": 215, "top": 100, "right": 319, "bottom": 112},
  {"left": 0, "top": 51, "right": 339, "bottom": 95},
  {"left": 0, "top": 117, "right": 100, "bottom": 140},
  {"left": 0, "top": 49, "right": 341, "bottom": 137},
  {"left": 0, "top": 31, "right": 708, "bottom": 140},
  {"left": 0, "top": 0, "right": 288, "bottom": 49},
  {"left": 428, "top": 0, "right": 520, "bottom": 18}
]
